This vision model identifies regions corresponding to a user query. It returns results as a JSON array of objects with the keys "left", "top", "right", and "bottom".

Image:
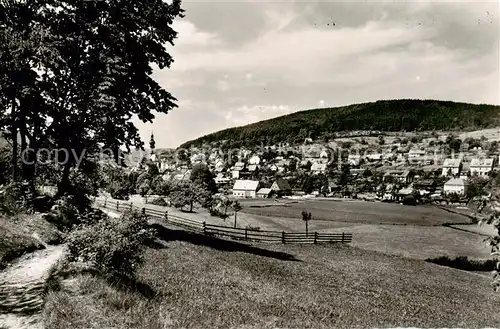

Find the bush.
[
  {"left": 426, "top": 256, "right": 497, "bottom": 272},
  {"left": 0, "top": 182, "right": 32, "bottom": 215},
  {"left": 44, "top": 195, "right": 81, "bottom": 231},
  {"left": 148, "top": 197, "right": 168, "bottom": 207},
  {"left": 67, "top": 210, "right": 154, "bottom": 279},
  {"left": 402, "top": 195, "right": 416, "bottom": 206}
]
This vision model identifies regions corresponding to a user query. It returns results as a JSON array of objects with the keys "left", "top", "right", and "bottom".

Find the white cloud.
[
  {"left": 216, "top": 80, "right": 230, "bottom": 92},
  {"left": 171, "top": 20, "right": 222, "bottom": 47},
  {"left": 319, "top": 100, "right": 325, "bottom": 106}
]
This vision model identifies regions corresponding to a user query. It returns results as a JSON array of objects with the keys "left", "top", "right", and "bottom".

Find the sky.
[{"left": 134, "top": 0, "right": 500, "bottom": 149}]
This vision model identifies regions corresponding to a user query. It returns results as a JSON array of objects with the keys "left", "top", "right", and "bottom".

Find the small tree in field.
[
  {"left": 232, "top": 201, "right": 242, "bottom": 228},
  {"left": 302, "top": 210, "right": 312, "bottom": 236}
]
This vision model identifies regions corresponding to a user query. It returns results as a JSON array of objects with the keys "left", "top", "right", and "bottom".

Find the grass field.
[
  {"left": 240, "top": 199, "right": 472, "bottom": 226},
  {"left": 101, "top": 196, "right": 491, "bottom": 261},
  {"left": 44, "top": 227, "right": 500, "bottom": 329}
]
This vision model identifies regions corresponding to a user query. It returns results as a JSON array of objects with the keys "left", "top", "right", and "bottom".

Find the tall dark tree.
[{"left": 0, "top": 0, "right": 184, "bottom": 198}]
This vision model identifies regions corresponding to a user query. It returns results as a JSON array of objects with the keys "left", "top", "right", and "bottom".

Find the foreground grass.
[
  {"left": 0, "top": 213, "right": 61, "bottom": 269},
  {"left": 43, "top": 227, "right": 500, "bottom": 329}
]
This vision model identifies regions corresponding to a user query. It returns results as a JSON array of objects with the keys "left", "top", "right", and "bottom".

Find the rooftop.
[{"left": 233, "top": 180, "right": 260, "bottom": 191}]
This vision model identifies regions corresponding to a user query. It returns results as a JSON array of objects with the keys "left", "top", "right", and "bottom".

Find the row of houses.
[
  {"left": 441, "top": 157, "right": 495, "bottom": 177},
  {"left": 232, "top": 178, "right": 292, "bottom": 199}
]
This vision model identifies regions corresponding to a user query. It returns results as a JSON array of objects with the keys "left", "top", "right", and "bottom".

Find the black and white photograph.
[{"left": 0, "top": 0, "right": 499, "bottom": 328}]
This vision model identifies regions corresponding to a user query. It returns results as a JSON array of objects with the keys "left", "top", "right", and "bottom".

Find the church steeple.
[{"left": 149, "top": 131, "right": 156, "bottom": 151}]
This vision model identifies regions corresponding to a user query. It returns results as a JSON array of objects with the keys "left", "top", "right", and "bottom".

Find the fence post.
[
  {"left": 165, "top": 211, "right": 168, "bottom": 220},
  {"left": 342, "top": 232, "right": 345, "bottom": 243},
  {"left": 245, "top": 228, "right": 248, "bottom": 241},
  {"left": 116, "top": 201, "right": 119, "bottom": 211},
  {"left": 314, "top": 232, "right": 317, "bottom": 244},
  {"left": 104, "top": 198, "right": 107, "bottom": 207},
  {"left": 203, "top": 222, "right": 206, "bottom": 234},
  {"left": 282, "top": 231, "right": 285, "bottom": 244},
  {"left": 142, "top": 207, "right": 146, "bottom": 215},
  {"left": 130, "top": 203, "right": 133, "bottom": 210}
]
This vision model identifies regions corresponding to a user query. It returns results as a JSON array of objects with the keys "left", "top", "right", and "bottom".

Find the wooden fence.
[{"left": 94, "top": 199, "right": 353, "bottom": 245}]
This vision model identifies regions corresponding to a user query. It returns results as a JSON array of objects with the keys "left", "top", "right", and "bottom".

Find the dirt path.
[{"left": 0, "top": 245, "right": 65, "bottom": 329}]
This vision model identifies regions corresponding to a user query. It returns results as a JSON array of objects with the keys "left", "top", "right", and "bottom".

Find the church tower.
[{"left": 149, "top": 131, "right": 156, "bottom": 151}]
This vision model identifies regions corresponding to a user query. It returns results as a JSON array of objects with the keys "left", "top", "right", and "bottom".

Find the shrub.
[
  {"left": 67, "top": 210, "right": 154, "bottom": 279},
  {"left": 426, "top": 256, "right": 497, "bottom": 272},
  {"left": 148, "top": 197, "right": 168, "bottom": 207},
  {"left": 402, "top": 195, "right": 416, "bottom": 206},
  {"left": 44, "top": 195, "right": 81, "bottom": 231},
  {"left": 0, "top": 182, "right": 32, "bottom": 215}
]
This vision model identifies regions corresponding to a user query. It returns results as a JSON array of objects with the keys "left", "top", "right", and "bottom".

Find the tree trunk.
[
  {"left": 305, "top": 220, "right": 308, "bottom": 237},
  {"left": 189, "top": 200, "right": 193, "bottom": 212},
  {"left": 234, "top": 211, "right": 237, "bottom": 228},
  {"left": 10, "top": 92, "right": 18, "bottom": 181},
  {"left": 57, "top": 161, "right": 71, "bottom": 197}
]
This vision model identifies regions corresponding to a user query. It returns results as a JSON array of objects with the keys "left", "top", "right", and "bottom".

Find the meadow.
[
  {"left": 44, "top": 228, "right": 500, "bottom": 329},
  {"left": 240, "top": 199, "right": 471, "bottom": 226}
]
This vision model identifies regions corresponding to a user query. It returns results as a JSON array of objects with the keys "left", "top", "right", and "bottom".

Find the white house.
[
  {"left": 248, "top": 155, "right": 261, "bottom": 165},
  {"left": 444, "top": 178, "right": 469, "bottom": 196},
  {"left": 256, "top": 188, "right": 272, "bottom": 198},
  {"left": 348, "top": 154, "right": 361, "bottom": 166},
  {"left": 366, "top": 153, "right": 382, "bottom": 161},
  {"left": 214, "top": 174, "right": 231, "bottom": 185},
  {"left": 470, "top": 158, "right": 494, "bottom": 176},
  {"left": 232, "top": 180, "right": 260, "bottom": 198},
  {"left": 408, "top": 149, "right": 426, "bottom": 158},
  {"left": 442, "top": 158, "right": 462, "bottom": 177},
  {"left": 214, "top": 159, "right": 225, "bottom": 172},
  {"left": 311, "top": 162, "right": 327, "bottom": 175}
]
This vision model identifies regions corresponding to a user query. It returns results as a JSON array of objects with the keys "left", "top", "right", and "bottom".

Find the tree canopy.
[{"left": 0, "top": 0, "right": 184, "bottom": 198}]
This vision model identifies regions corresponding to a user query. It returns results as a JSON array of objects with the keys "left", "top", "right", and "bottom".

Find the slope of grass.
[
  {"left": 180, "top": 99, "right": 500, "bottom": 148},
  {"left": 43, "top": 226, "right": 500, "bottom": 329},
  {"left": 0, "top": 213, "right": 62, "bottom": 269}
]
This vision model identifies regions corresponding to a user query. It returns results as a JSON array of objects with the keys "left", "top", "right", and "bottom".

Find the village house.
[
  {"left": 348, "top": 154, "right": 362, "bottom": 166},
  {"left": 408, "top": 149, "right": 426, "bottom": 158},
  {"left": 365, "top": 153, "right": 382, "bottom": 162},
  {"left": 383, "top": 170, "right": 415, "bottom": 184},
  {"left": 256, "top": 188, "right": 272, "bottom": 198},
  {"left": 442, "top": 158, "right": 462, "bottom": 177},
  {"left": 470, "top": 158, "right": 494, "bottom": 176},
  {"left": 247, "top": 164, "right": 258, "bottom": 173},
  {"left": 232, "top": 180, "right": 260, "bottom": 198},
  {"left": 311, "top": 162, "right": 327, "bottom": 175},
  {"left": 248, "top": 155, "right": 261, "bottom": 165},
  {"left": 270, "top": 178, "right": 292, "bottom": 196},
  {"left": 214, "top": 174, "right": 231, "bottom": 185},
  {"left": 214, "top": 159, "right": 225, "bottom": 173},
  {"left": 443, "top": 178, "right": 469, "bottom": 196}
]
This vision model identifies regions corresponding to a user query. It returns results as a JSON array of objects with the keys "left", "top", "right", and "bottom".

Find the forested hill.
[{"left": 179, "top": 99, "right": 500, "bottom": 149}]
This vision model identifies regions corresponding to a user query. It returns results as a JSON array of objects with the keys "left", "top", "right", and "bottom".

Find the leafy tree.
[
  {"left": 466, "top": 176, "right": 490, "bottom": 203},
  {"left": 190, "top": 163, "right": 217, "bottom": 194},
  {"left": 169, "top": 182, "right": 198, "bottom": 212},
  {"left": 0, "top": 0, "right": 184, "bottom": 200}
]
